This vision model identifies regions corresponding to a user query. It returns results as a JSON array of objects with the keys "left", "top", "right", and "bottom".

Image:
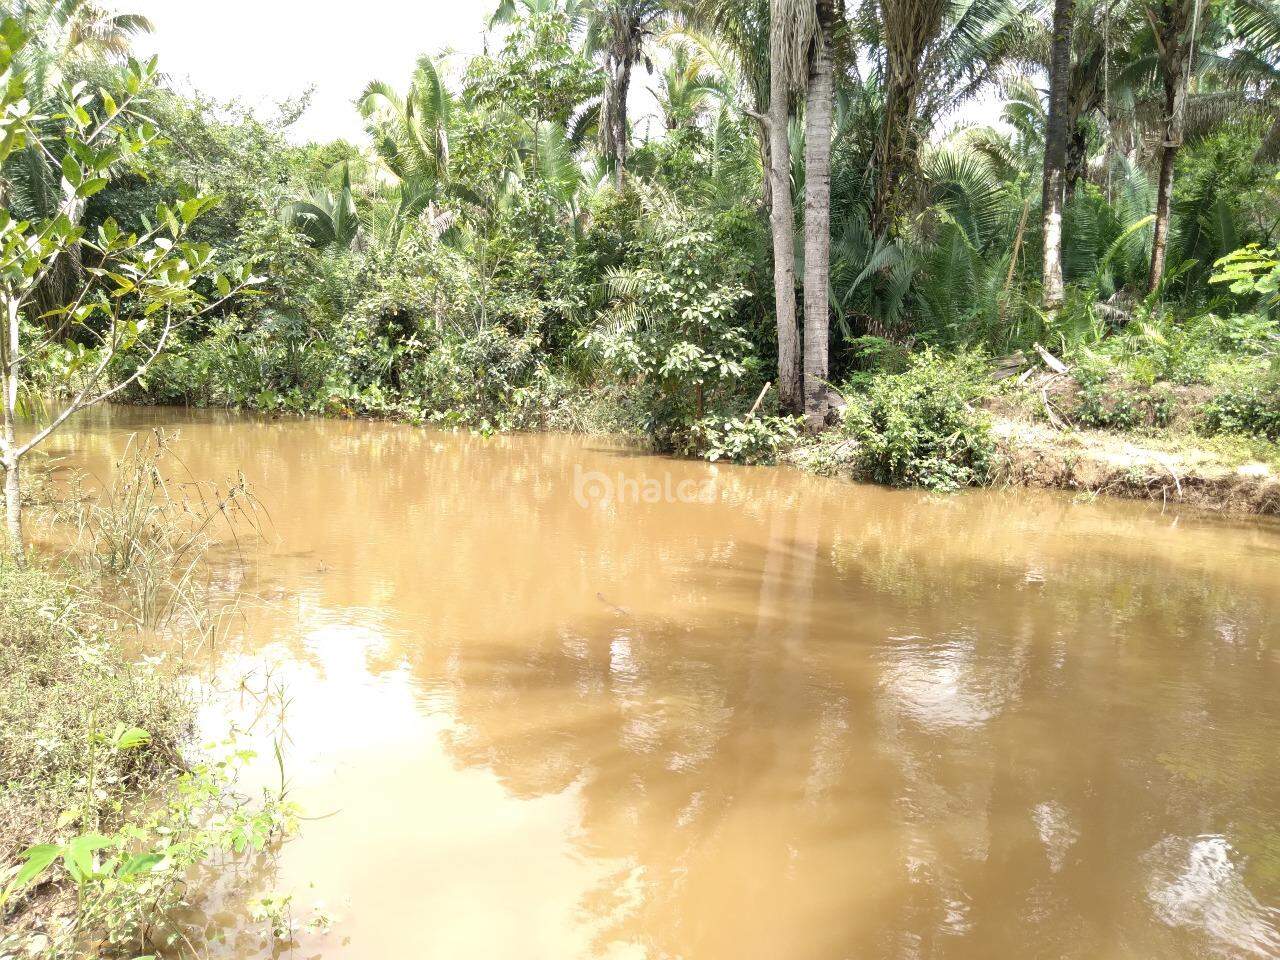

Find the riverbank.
[
  {"left": 0, "top": 555, "right": 291, "bottom": 957},
  {"left": 0, "top": 562, "right": 192, "bottom": 953}
]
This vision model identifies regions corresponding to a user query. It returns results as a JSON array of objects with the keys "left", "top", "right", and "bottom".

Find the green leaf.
[
  {"left": 119, "top": 852, "right": 164, "bottom": 879},
  {"left": 77, "top": 177, "right": 108, "bottom": 199},
  {"left": 113, "top": 726, "right": 151, "bottom": 751},
  {"left": 60, "top": 153, "right": 82, "bottom": 187},
  {"left": 13, "top": 844, "right": 60, "bottom": 890},
  {"left": 63, "top": 834, "right": 113, "bottom": 883}
]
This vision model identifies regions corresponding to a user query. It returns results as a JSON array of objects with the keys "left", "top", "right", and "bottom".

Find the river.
[{"left": 45, "top": 406, "right": 1280, "bottom": 959}]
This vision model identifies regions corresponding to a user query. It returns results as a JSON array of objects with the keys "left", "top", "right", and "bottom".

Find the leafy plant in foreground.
[{"left": 840, "top": 349, "right": 994, "bottom": 492}]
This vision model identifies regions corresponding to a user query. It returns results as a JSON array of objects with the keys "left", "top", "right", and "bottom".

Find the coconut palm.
[
  {"left": 1042, "top": 0, "right": 1075, "bottom": 316},
  {"left": 803, "top": 0, "right": 837, "bottom": 429},
  {"left": 584, "top": 0, "right": 668, "bottom": 186}
]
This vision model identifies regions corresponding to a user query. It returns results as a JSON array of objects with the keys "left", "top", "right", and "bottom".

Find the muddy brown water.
[{"left": 43, "top": 406, "right": 1280, "bottom": 959}]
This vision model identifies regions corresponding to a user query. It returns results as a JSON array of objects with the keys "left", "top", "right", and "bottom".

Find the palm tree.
[
  {"left": 281, "top": 164, "right": 362, "bottom": 253},
  {"left": 874, "top": 0, "right": 948, "bottom": 235},
  {"left": 803, "top": 0, "right": 836, "bottom": 429},
  {"left": 585, "top": 0, "right": 668, "bottom": 186},
  {"left": 490, "top": 0, "right": 589, "bottom": 29},
  {"left": 359, "top": 55, "right": 454, "bottom": 193},
  {"left": 358, "top": 55, "right": 456, "bottom": 245},
  {"left": 872, "top": 0, "right": 1037, "bottom": 236},
  {"left": 1144, "top": 0, "right": 1203, "bottom": 293},
  {"left": 767, "top": 0, "right": 819, "bottom": 413},
  {"left": 1042, "top": 0, "right": 1075, "bottom": 316},
  {"left": 652, "top": 42, "right": 723, "bottom": 129},
  {"left": 1227, "top": 0, "right": 1280, "bottom": 161}
]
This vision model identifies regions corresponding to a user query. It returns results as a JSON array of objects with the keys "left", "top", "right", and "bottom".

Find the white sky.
[
  {"left": 129, "top": 0, "right": 493, "bottom": 144},
  {"left": 126, "top": 1, "right": 1000, "bottom": 146}
]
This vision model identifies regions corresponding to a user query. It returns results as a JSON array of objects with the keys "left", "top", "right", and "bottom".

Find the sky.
[
  {"left": 126, "top": 1, "right": 1000, "bottom": 146},
  {"left": 128, "top": 0, "right": 493, "bottom": 144}
]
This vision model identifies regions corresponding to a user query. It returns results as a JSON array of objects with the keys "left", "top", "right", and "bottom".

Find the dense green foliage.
[
  {"left": 840, "top": 351, "right": 995, "bottom": 491},
  {"left": 7, "top": 0, "right": 1280, "bottom": 477}
]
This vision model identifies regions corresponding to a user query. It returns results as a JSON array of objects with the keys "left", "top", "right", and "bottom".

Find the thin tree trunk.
[
  {"left": 1147, "top": 141, "right": 1178, "bottom": 293},
  {"left": 4, "top": 461, "right": 19, "bottom": 556},
  {"left": 614, "top": 57, "right": 632, "bottom": 189},
  {"left": 769, "top": 3, "right": 802, "bottom": 414},
  {"left": 803, "top": 0, "right": 834, "bottom": 431},
  {"left": 2, "top": 297, "right": 22, "bottom": 559},
  {"left": 1146, "top": 0, "right": 1193, "bottom": 294},
  {"left": 1042, "top": 0, "right": 1074, "bottom": 316}
]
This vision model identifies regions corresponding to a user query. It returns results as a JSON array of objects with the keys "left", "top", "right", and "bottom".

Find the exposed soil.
[{"left": 989, "top": 416, "right": 1280, "bottom": 516}]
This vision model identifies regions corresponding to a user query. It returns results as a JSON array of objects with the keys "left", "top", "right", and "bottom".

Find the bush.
[
  {"left": 1071, "top": 362, "right": 1177, "bottom": 430},
  {"left": 687, "top": 414, "right": 802, "bottom": 466},
  {"left": 840, "top": 349, "right": 994, "bottom": 492},
  {"left": 1200, "top": 382, "right": 1280, "bottom": 439}
]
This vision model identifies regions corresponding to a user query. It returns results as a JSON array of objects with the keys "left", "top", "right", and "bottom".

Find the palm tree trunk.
[
  {"left": 1064, "top": 118, "right": 1088, "bottom": 199},
  {"left": 614, "top": 57, "right": 632, "bottom": 188},
  {"left": 1147, "top": 140, "right": 1178, "bottom": 293},
  {"left": 1042, "top": 0, "right": 1074, "bottom": 316},
  {"left": 1147, "top": 0, "right": 1193, "bottom": 294},
  {"left": 873, "top": 0, "right": 945, "bottom": 238},
  {"left": 2, "top": 297, "right": 22, "bottom": 560},
  {"left": 803, "top": 0, "right": 834, "bottom": 431},
  {"left": 769, "top": 2, "right": 802, "bottom": 413}
]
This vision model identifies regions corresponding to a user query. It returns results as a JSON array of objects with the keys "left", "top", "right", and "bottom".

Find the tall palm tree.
[
  {"left": 1144, "top": 0, "right": 1203, "bottom": 293},
  {"left": 1042, "top": 0, "right": 1075, "bottom": 316},
  {"left": 872, "top": 0, "right": 1037, "bottom": 236},
  {"left": 874, "top": 0, "right": 949, "bottom": 235},
  {"left": 803, "top": 0, "right": 837, "bottom": 429},
  {"left": 585, "top": 0, "right": 667, "bottom": 186},
  {"left": 768, "top": 0, "right": 818, "bottom": 413}
]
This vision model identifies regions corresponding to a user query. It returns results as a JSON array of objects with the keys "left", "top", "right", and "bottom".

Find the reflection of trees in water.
[{"left": 48, "top": 409, "right": 1280, "bottom": 959}]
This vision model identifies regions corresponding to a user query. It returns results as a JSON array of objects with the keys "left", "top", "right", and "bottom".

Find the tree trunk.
[
  {"left": 1042, "top": 0, "right": 1074, "bottom": 315},
  {"left": 2, "top": 298, "right": 21, "bottom": 560},
  {"left": 1147, "top": 0, "right": 1193, "bottom": 294},
  {"left": 872, "top": 75, "right": 919, "bottom": 237},
  {"left": 4, "top": 459, "right": 20, "bottom": 557},
  {"left": 769, "top": 2, "right": 802, "bottom": 414},
  {"left": 1147, "top": 141, "right": 1178, "bottom": 293},
  {"left": 803, "top": 0, "right": 834, "bottom": 432},
  {"left": 601, "top": 48, "right": 632, "bottom": 188},
  {"left": 873, "top": 0, "right": 946, "bottom": 237},
  {"left": 1064, "top": 118, "right": 1088, "bottom": 200},
  {"left": 614, "top": 57, "right": 632, "bottom": 189}
]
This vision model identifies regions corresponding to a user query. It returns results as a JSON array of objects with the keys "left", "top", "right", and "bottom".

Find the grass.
[{"left": 0, "top": 443, "right": 292, "bottom": 958}]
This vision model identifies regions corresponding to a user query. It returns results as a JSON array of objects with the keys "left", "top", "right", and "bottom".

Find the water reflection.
[{"left": 44, "top": 406, "right": 1280, "bottom": 960}]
